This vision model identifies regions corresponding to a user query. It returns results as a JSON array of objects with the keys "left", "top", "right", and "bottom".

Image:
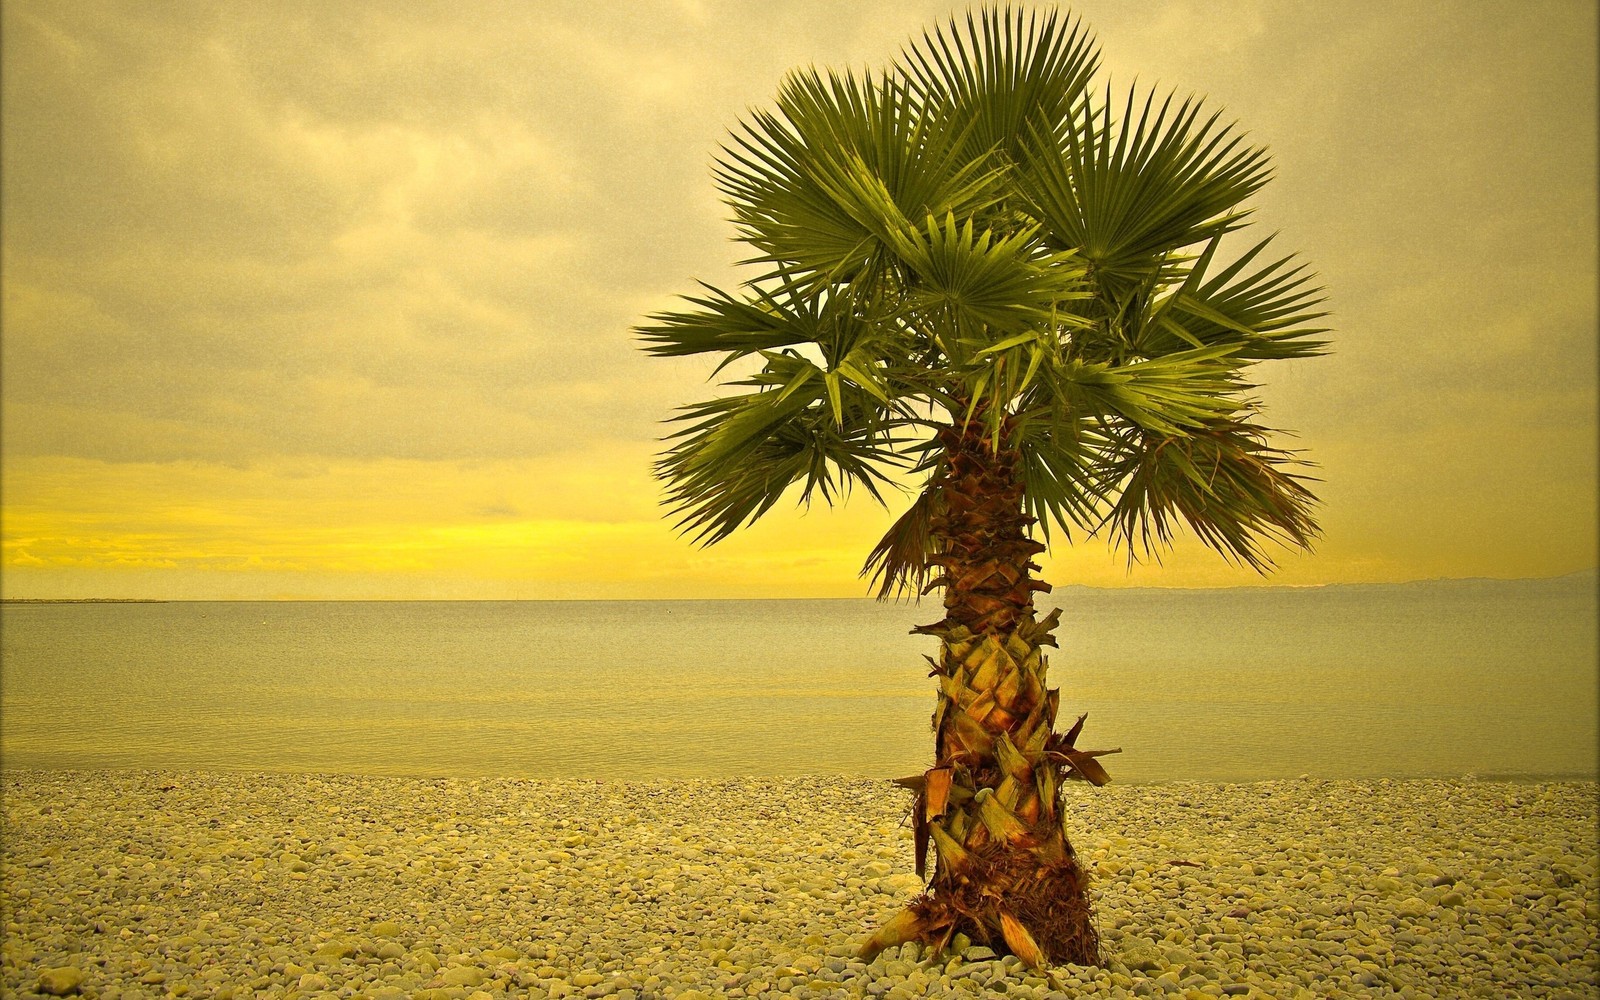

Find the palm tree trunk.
[{"left": 862, "top": 415, "right": 1101, "bottom": 968}]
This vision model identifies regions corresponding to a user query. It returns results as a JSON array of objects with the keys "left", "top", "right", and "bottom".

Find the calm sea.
[{"left": 2, "top": 574, "right": 1595, "bottom": 783}]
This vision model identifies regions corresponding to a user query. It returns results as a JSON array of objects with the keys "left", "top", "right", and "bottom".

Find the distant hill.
[{"left": 1054, "top": 567, "right": 1598, "bottom": 596}]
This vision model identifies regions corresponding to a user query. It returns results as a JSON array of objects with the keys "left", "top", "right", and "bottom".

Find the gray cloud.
[{"left": 2, "top": 0, "right": 1595, "bottom": 568}]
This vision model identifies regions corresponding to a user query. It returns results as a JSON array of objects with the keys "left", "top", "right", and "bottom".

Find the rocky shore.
[{"left": 2, "top": 772, "right": 1595, "bottom": 999}]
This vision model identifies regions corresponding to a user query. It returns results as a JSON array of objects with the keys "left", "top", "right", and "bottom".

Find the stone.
[
  {"left": 314, "top": 941, "right": 354, "bottom": 962},
  {"left": 1122, "top": 947, "right": 1164, "bottom": 973},
  {"left": 0, "top": 773, "right": 1595, "bottom": 1000},
  {"left": 38, "top": 968, "right": 85, "bottom": 996},
  {"left": 882, "top": 874, "right": 925, "bottom": 895}
]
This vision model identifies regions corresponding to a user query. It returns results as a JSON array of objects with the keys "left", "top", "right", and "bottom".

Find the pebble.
[
  {"left": 37, "top": 966, "right": 84, "bottom": 995},
  {"left": 1, "top": 772, "right": 1595, "bottom": 999}
]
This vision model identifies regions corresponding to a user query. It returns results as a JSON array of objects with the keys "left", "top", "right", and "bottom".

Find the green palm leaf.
[
  {"left": 899, "top": 6, "right": 1099, "bottom": 170},
  {"left": 1097, "top": 418, "right": 1320, "bottom": 570},
  {"left": 658, "top": 350, "right": 910, "bottom": 545},
  {"left": 892, "top": 212, "right": 1088, "bottom": 345},
  {"left": 1020, "top": 84, "right": 1272, "bottom": 290},
  {"left": 716, "top": 68, "right": 999, "bottom": 285},
  {"left": 1036, "top": 343, "right": 1248, "bottom": 435},
  {"left": 1011, "top": 410, "right": 1113, "bottom": 542},
  {"left": 1165, "top": 236, "right": 1330, "bottom": 360},
  {"left": 636, "top": 279, "right": 825, "bottom": 364}
]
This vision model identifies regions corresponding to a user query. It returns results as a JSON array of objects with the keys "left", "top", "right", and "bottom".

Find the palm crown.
[{"left": 640, "top": 9, "right": 1325, "bottom": 592}]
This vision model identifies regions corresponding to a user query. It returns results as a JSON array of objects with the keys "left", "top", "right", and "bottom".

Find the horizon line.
[{"left": 3, "top": 567, "right": 1594, "bottom": 604}]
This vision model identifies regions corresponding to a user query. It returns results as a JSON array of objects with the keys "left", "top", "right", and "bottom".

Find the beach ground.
[{"left": 2, "top": 772, "right": 1595, "bottom": 999}]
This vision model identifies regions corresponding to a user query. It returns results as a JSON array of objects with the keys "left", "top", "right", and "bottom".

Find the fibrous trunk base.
[{"left": 926, "top": 849, "right": 1098, "bottom": 966}]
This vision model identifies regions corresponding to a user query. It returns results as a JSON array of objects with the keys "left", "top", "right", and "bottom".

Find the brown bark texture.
[{"left": 861, "top": 416, "right": 1108, "bottom": 968}]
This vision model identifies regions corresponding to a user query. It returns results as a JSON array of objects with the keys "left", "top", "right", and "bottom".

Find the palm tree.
[{"left": 638, "top": 6, "right": 1326, "bottom": 969}]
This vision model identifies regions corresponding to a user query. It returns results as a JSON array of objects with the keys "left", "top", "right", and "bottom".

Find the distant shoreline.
[{"left": 0, "top": 598, "right": 168, "bottom": 604}]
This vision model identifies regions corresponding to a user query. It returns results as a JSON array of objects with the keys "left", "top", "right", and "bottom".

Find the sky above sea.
[{"left": 1, "top": 1, "right": 1595, "bottom": 601}]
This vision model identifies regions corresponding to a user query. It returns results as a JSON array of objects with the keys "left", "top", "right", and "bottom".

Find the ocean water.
[{"left": 1, "top": 574, "right": 1594, "bottom": 783}]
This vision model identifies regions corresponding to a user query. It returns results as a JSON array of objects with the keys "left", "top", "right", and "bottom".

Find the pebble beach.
[{"left": 2, "top": 772, "right": 1595, "bottom": 999}]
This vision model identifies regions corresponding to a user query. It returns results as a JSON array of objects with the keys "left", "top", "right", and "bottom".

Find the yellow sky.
[{"left": 2, "top": 1, "right": 1596, "bottom": 600}]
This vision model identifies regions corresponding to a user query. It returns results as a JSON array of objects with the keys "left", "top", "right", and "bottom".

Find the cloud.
[
  {"left": 1, "top": 0, "right": 1594, "bottom": 596},
  {"left": 1, "top": 0, "right": 742, "bottom": 467}
]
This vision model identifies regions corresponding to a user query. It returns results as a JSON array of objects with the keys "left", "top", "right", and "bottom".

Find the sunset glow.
[{"left": 3, "top": 1, "right": 1595, "bottom": 599}]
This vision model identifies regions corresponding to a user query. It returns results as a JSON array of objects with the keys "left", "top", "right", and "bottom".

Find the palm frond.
[
  {"left": 861, "top": 480, "right": 944, "bottom": 601},
  {"left": 1155, "top": 236, "right": 1330, "bottom": 360},
  {"left": 891, "top": 212, "right": 1089, "bottom": 346},
  {"left": 636, "top": 279, "right": 824, "bottom": 364},
  {"left": 657, "top": 351, "right": 908, "bottom": 545},
  {"left": 899, "top": 6, "right": 1099, "bottom": 169},
  {"left": 716, "top": 67, "right": 1001, "bottom": 285},
  {"left": 1009, "top": 411, "right": 1114, "bottom": 542},
  {"left": 1038, "top": 343, "right": 1248, "bottom": 435},
  {"left": 1020, "top": 83, "right": 1272, "bottom": 290},
  {"left": 1097, "top": 419, "right": 1320, "bottom": 571}
]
